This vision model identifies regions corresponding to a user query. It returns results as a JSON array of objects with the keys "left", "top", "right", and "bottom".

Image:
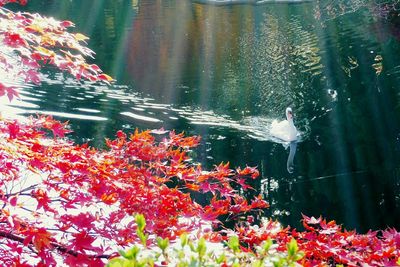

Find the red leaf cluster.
[
  {"left": 233, "top": 214, "right": 400, "bottom": 266},
  {"left": 0, "top": 0, "right": 27, "bottom": 6},
  {"left": 0, "top": 2, "right": 112, "bottom": 101},
  {"left": 0, "top": 116, "right": 267, "bottom": 265}
]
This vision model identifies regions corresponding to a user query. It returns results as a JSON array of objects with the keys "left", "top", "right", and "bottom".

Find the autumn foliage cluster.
[
  {"left": 0, "top": 115, "right": 268, "bottom": 265},
  {"left": 0, "top": 0, "right": 112, "bottom": 101},
  {"left": 1, "top": 1, "right": 400, "bottom": 266},
  {"left": 233, "top": 215, "right": 400, "bottom": 266}
]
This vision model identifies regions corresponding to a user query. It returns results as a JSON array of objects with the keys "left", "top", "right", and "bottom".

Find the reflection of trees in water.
[
  {"left": 239, "top": 13, "right": 322, "bottom": 117},
  {"left": 314, "top": 0, "right": 400, "bottom": 23}
]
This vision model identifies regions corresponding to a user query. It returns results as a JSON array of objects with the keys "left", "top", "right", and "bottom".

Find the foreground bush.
[
  {"left": 107, "top": 214, "right": 303, "bottom": 267},
  {"left": 108, "top": 213, "right": 400, "bottom": 267}
]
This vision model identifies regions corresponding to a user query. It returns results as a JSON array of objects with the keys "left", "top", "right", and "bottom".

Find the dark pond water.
[{"left": 3, "top": 0, "right": 400, "bottom": 232}]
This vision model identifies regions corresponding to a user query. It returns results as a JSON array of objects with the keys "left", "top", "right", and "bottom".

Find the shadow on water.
[{"left": 4, "top": 0, "right": 400, "bottom": 232}]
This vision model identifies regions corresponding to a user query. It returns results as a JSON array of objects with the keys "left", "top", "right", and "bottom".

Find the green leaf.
[
  {"left": 177, "top": 249, "right": 185, "bottom": 259},
  {"left": 197, "top": 237, "right": 206, "bottom": 258},
  {"left": 273, "top": 259, "right": 285, "bottom": 267},
  {"left": 294, "top": 251, "right": 304, "bottom": 261},
  {"left": 287, "top": 238, "right": 298, "bottom": 257},
  {"left": 227, "top": 235, "right": 240, "bottom": 253},
  {"left": 180, "top": 232, "right": 188, "bottom": 247},
  {"left": 189, "top": 241, "right": 196, "bottom": 252},
  {"left": 252, "top": 260, "right": 263, "bottom": 267},
  {"left": 156, "top": 236, "right": 169, "bottom": 251},
  {"left": 216, "top": 253, "right": 226, "bottom": 264},
  {"left": 263, "top": 238, "right": 273, "bottom": 252},
  {"left": 107, "top": 258, "right": 136, "bottom": 267},
  {"left": 119, "top": 246, "right": 140, "bottom": 260},
  {"left": 177, "top": 262, "right": 189, "bottom": 267},
  {"left": 118, "top": 250, "right": 128, "bottom": 259},
  {"left": 106, "top": 257, "right": 124, "bottom": 267},
  {"left": 135, "top": 214, "right": 146, "bottom": 232},
  {"left": 137, "top": 230, "right": 148, "bottom": 246}
]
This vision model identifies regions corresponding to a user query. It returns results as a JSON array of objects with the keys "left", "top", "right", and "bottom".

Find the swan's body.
[{"left": 270, "top": 107, "right": 298, "bottom": 142}]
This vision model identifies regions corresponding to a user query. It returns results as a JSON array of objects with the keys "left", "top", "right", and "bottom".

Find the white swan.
[{"left": 270, "top": 107, "right": 298, "bottom": 142}]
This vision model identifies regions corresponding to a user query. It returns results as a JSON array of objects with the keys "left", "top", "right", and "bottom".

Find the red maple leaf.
[
  {"left": 32, "top": 188, "right": 51, "bottom": 211},
  {"left": 235, "top": 177, "right": 254, "bottom": 190},
  {"left": 7, "top": 120, "right": 20, "bottom": 139},
  {"left": 24, "top": 69, "right": 41, "bottom": 84},
  {"left": 47, "top": 120, "right": 71, "bottom": 138},
  {"left": 23, "top": 228, "right": 53, "bottom": 252},
  {"left": 64, "top": 254, "right": 103, "bottom": 267},
  {"left": 70, "top": 231, "right": 97, "bottom": 252},
  {"left": 3, "top": 32, "right": 27, "bottom": 47},
  {"left": 60, "top": 20, "right": 74, "bottom": 28},
  {"left": 0, "top": 83, "right": 19, "bottom": 101},
  {"left": 61, "top": 213, "right": 96, "bottom": 230}
]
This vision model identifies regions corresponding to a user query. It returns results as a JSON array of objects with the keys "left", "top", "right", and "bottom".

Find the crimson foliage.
[
  {"left": 233, "top": 215, "right": 400, "bottom": 266},
  {"left": 0, "top": 116, "right": 267, "bottom": 265},
  {"left": 0, "top": 1, "right": 112, "bottom": 101}
]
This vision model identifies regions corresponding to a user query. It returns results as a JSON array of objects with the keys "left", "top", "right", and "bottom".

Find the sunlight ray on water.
[
  {"left": 73, "top": 108, "right": 102, "bottom": 113},
  {"left": 120, "top": 111, "right": 162, "bottom": 123},
  {"left": 24, "top": 110, "right": 108, "bottom": 121}
]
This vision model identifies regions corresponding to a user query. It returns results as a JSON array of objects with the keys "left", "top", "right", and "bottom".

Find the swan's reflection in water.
[{"left": 287, "top": 141, "right": 297, "bottom": 173}]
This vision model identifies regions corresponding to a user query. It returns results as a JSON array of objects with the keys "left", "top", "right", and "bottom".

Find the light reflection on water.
[{"left": 3, "top": 73, "right": 310, "bottom": 142}]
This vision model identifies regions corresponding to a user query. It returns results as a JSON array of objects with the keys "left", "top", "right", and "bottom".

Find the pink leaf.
[
  {"left": 9, "top": 196, "right": 18, "bottom": 206},
  {"left": 60, "top": 20, "right": 74, "bottom": 28}
]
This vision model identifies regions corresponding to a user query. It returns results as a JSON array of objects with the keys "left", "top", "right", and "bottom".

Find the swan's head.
[{"left": 286, "top": 107, "right": 293, "bottom": 120}]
